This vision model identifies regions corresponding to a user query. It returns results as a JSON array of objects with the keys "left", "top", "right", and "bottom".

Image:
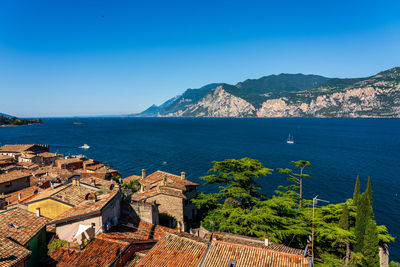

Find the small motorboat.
[{"left": 80, "top": 144, "right": 90, "bottom": 149}]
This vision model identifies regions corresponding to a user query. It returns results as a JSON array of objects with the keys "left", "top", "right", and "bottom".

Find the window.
[{"left": 229, "top": 260, "right": 237, "bottom": 267}]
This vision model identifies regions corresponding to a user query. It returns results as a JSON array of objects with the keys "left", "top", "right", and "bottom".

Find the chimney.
[
  {"left": 91, "top": 178, "right": 96, "bottom": 187},
  {"left": 265, "top": 235, "right": 269, "bottom": 247},
  {"left": 18, "top": 193, "right": 21, "bottom": 200},
  {"left": 72, "top": 178, "right": 77, "bottom": 185},
  {"left": 163, "top": 174, "right": 167, "bottom": 186},
  {"left": 141, "top": 169, "right": 146, "bottom": 179},
  {"left": 36, "top": 208, "right": 41, "bottom": 217},
  {"left": 77, "top": 179, "right": 80, "bottom": 186},
  {"left": 181, "top": 172, "right": 186, "bottom": 180}
]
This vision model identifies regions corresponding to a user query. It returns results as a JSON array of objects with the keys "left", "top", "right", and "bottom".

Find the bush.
[{"left": 48, "top": 238, "right": 67, "bottom": 251}]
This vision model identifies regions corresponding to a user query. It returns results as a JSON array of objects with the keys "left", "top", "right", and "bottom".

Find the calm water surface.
[{"left": 1, "top": 117, "right": 399, "bottom": 259}]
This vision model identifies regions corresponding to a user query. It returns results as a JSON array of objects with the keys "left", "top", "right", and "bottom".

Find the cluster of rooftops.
[{"left": 0, "top": 144, "right": 310, "bottom": 267}]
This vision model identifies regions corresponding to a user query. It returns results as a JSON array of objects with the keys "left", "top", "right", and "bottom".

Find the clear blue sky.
[{"left": 1, "top": 0, "right": 400, "bottom": 117}]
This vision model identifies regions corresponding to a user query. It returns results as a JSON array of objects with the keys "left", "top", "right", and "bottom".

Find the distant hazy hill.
[
  {"left": 0, "top": 114, "right": 42, "bottom": 126},
  {"left": 133, "top": 67, "right": 400, "bottom": 118}
]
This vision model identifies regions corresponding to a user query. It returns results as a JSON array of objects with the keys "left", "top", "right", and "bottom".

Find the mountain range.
[{"left": 133, "top": 67, "right": 400, "bottom": 118}]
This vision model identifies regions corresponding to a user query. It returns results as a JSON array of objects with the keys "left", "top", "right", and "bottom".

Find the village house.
[
  {"left": 0, "top": 155, "right": 16, "bottom": 169},
  {"left": 131, "top": 170, "right": 199, "bottom": 231},
  {"left": 45, "top": 214, "right": 175, "bottom": 267},
  {"left": 18, "top": 153, "right": 36, "bottom": 164},
  {"left": 23, "top": 179, "right": 102, "bottom": 219},
  {"left": 32, "top": 152, "right": 61, "bottom": 166},
  {"left": 55, "top": 157, "right": 84, "bottom": 170},
  {"left": 137, "top": 231, "right": 310, "bottom": 267},
  {"left": 2, "top": 185, "right": 41, "bottom": 208},
  {"left": 0, "top": 144, "right": 49, "bottom": 159},
  {"left": 0, "top": 235, "right": 32, "bottom": 267},
  {"left": 48, "top": 190, "right": 121, "bottom": 245},
  {"left": 0, "top": 207, "right": 49, "bottom": 267},
  {"left": 0, "top": 170, "right": 31, "bottom": 194}
]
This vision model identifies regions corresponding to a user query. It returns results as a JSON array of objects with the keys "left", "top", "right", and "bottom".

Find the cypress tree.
[
  {"left": 355, "top": 193, "right": 369, "bottom": 252},
  {"left": 353, "top": 175, "right": 361, "bottom": 206},
  {"left": 362, "top": 220, "right": 380, "bottom": 267},
  {"left": 366, "top": 177, "right": 373, "bottom": 213}
]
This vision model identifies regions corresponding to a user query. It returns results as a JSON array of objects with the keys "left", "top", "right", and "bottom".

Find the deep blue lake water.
[{"left": 1, "top": 117, "right": 399, "bottom": 259}]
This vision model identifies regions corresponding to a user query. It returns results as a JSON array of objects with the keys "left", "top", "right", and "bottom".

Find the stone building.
[
  {"left": 0, "top": 170, "right": 31, "bottom": 194},
  {"left": 131, "top": 170, "right": 199, "bottom": 231},
  {"left": 0, "top": 144, "right": 49, "bottom": 158}
]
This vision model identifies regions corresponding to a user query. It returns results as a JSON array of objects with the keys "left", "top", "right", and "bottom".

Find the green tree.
[
  {"left": 278, "top": 160, "right": 311, "bottom": 208},
  {"left": 194, "top": 158, "right": 272, "bottom": 209},
  {"left": 339, "top": 204, "right": 351, "bottom": 264},
  {"left": 354, "top": 193, "right": 370, "bottom": 252},
  {"left": 365, "top": 177, "right": 373, "bottom": 210},
  {"left": 353, "top": 176, "right": 361, "bottom": 206},
  {"left": 361, "top": 220, "right": 380, "bottom": 267}
]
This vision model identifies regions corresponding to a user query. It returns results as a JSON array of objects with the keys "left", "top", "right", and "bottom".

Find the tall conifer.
[
  {"left": 362, "top": 220, "right": 380, "bottom": 267},
  {"left": 353, "top": 175, "right": 361, "bottom": 206},
  {"left": 355, "top": 193, "right": 369, "bottom": 252}
]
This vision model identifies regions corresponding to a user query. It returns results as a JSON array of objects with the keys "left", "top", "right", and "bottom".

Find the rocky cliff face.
[{"left": 135, "top": 67, "right": 400, "bottom": 118}]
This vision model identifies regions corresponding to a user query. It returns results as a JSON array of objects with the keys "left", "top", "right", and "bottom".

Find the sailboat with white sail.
[{"left": 287, "top": 134, "right": 294, "bottom": 144}]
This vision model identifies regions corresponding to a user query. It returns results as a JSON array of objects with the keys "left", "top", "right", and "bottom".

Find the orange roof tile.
[
  {"left": 141, "top": 170, "right": 199, "bottom": 189},
  {"left": 201, "top": 240, "right": 309, "bottom": 267},
  {"left": 131, "top": 186, "right": 187, "bottom": 201},
  {"left": 49, "top": 191, "right": 119, "bottom": 224},
  {"left": 79, "top": 176, "right": 118, "bottom": 190},
  {"left": 0, "top": 170, "right": 31, "bottom": 184},
  {"left": 137, "top": 232, "right": 209, "bottom": 267},
  {"left": 47, "top": 247, "right": 81, "bottom": 267},
  {"left": 0, "top": 236, "right": 31, "bottom": 267},
  {"left": 0, "top": 144, "right": 35, "bottom": 153},
  {"left": 4, "top": 186, "right": 41, "bottom": 206},
  {"left": 0, "top": 207, "right": 49, "bottom": 245}
]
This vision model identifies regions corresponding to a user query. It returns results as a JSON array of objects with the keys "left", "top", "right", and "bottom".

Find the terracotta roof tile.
[
  {"left": 137, "top": 232, "right": 209, "bottom": 267},
  {"left": 131, "top": 186, "right": 186, "bottom": 201},
  {"left": 79, "top": 176, "right": 118, "bottom": 190},
  {"left": 205, "top": 232, "right": 305, "bottom": 256},
  {"left": 141, "top": 171, "right": 199, "bottom": 189},
  {"left": 49, "top": 191, "right": 119, "bottom": 224},
  {"left": 0, "top": 207, "right": 49, "bottom": 245},
  {"left": 56, "top": 158, "right": 83, "bottom": 165},
  {"left": 0, "top": 170, "right": 31, "bottom": 184},
  {"left": 47, "top": 247, "right": 81, "bottom": 267},
  {"left": 201, "top": 240, "right": 309, "bottom": 267},
  {"left": 123, "top": 175, "right": 141, "bottom": 184},
  {"left": 0, "top": 236, "right": 31, "bottom": 267},
  {"left": 37, "top": 152, "right": 58, "bottom": 158},
  {"left": 4, "top": 186, "right": 41, "bottom": 206},
  {"left": 0, "top": 144, "right": 35, "bottom": 153}
]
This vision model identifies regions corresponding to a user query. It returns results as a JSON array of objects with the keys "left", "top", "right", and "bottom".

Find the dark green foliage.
[
  {"left": 366, "top": 177, "right": 373, "bottom": 209},
  {"left": 194, "top": 159, "right": 394, "bottom": 265},
  {"left": 353, "top": 176, "right": 361, "bottom": 206},
  {"left": 390, "top": 261, "right": 400, "bottom": 267},
  {"left": 48, "top": 238, "right": 67, "bottom": 251},
  {"left": 122, "top": 179, "right": 141, "bottom": 193},
  {"left": 339, "top": 204, "right": 349, "bottom": 230},
  {"left": 362, "top": 220, "right": 380, "bottom": 267},
  {"left": 194, "top": 158, "right": 272, "bottom": 209},
  {"left": 0, "top": 115, "right": 42, "bottom": 126},
  {"left": 355, "top": 193, "right": 370, "bottom": 252}
]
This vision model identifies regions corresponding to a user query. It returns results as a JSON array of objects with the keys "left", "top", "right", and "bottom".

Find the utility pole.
[{"left": 312, "top": 195, "right": 329, "bottom": 266}]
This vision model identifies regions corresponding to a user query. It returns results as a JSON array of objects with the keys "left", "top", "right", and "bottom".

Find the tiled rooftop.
[
  {"left": 0, "top": 170, "right": 31, "bottom": 184},
  {"left": 0, "top": 144, "right": 35, "bottom": 153},
  {"left": 141, "top": 171, "right": 199, "bottom": 189},
  {"left": 204, "top": 232, "right": 305, "bottom": 256},
  {"left": 56, "top": 158, "right": 83, "bottom": 165},
  {"left": 47, "top": 247, "right": 81, "bottom": 267},
  {"left": 201, "top": 240, "right": 309, "bottom": 267},
  {"left": 50, "top": 191, "right": 119, "bottom": 224},
  {"left": 4, "top": 186, "right": 41, "bottom": 206},
  {"left": 0, "top": 236, "right": 31, "bottom": 267},
  {"left": 52, "top": 184, "right": 97, "bottom": 206},
  {"left": 0, "top": 207, "right": 49, "bottom": 246},
  {"left": 37, "top": 152, "right": 59, "bottom": 158},
  {"left": 131, "top": 186, "right": 187, "bottom": 201},
  {"left": 79, "top": 176, "right": 118, "bottom": 190},
  {"left": 123, "top": 175, "right": 141, "bottom": 184},
  {"left": 137, "top": 232, "right": 209, "bottom": 267}
]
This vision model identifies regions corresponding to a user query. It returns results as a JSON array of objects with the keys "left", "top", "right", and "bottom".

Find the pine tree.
[
  {"left": 362, "top": 220, "right": 380, "bottom": 267},
  {"left": 353, "top": 175, "right": 361, "bottom": 206}
]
